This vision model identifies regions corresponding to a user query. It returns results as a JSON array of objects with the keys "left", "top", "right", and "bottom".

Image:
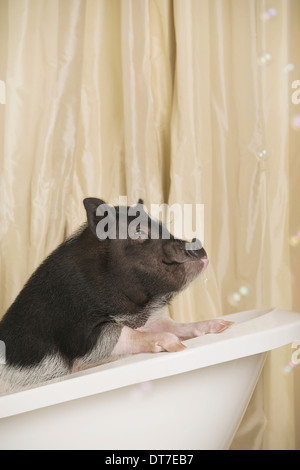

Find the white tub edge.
[{"left": 0, "top": 307, "right": 300, "bottom": 419}]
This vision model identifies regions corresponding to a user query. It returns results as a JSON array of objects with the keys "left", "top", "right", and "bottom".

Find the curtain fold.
[{"left": 0, "top": 0, "right": 299, "bottom": 450}]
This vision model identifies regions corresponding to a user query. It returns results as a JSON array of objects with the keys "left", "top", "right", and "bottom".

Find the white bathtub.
[{"left": 0, "top": 307, "right": 299, "bottom": 450}]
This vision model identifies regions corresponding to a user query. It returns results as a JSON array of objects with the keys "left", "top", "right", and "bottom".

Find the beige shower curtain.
[{"left": 0, "top": 0, "right": 299, "bottom": 449}]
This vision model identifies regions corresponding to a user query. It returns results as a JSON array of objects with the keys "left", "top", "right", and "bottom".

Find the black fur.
[{"left": 0, "top": 198, "right": 207, "bottom": 371}]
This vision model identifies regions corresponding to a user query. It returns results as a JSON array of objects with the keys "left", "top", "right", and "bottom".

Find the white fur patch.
[{"left": 0, "top": 355, "right": 69, "bottom": 395}]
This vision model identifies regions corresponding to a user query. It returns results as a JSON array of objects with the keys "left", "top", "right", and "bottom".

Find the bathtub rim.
[{"left": 0, "top": 306, "right": 300, "bottom": 420}]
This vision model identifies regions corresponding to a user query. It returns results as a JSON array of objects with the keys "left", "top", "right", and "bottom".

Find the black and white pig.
[{"left": 0, "top": 198, "right": 232, "bottom": 393}]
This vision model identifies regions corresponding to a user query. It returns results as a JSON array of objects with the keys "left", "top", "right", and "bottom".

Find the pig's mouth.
[
  {"left": 198, "top": 256, "right": 209, "bottom": 270},
  {"left": 183, "top": 256, "right": 209, "bottom": 284},
  {"left": 183, "top": 242, "right": 209, "bottom": 277},
  {"left": 187, "top": 255, "right": 209, "bottom": 272}
]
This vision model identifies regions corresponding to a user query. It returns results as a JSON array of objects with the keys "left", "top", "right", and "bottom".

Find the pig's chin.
[{"left": 184, "top": 257, "right": 209, "bottom": 284}]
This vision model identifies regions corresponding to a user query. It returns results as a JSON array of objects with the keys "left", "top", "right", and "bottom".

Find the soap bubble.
[
  {"left": 258, "top": 53, "right": 272, "bottom": 66},
  {"left": 291, "top": 115, "right": 300, "bottom": 131},
  {"left": 255, "top": 149, "right": 269, "bottom": 162},
  {"left": 239, "top": 286, "right": 249, "bottom": 296},
  {"left": 284, "top": 361, "right": 297, "bottom": 375},
  {"left": 227, "top": 293, "right": 240, "bottom": 307},
  {"left": 227, "top": 284, "right": 251, "bottom": 308},
  {"left": 227, "top": 293, "right": 241, "bottom": 307},
  {"left": 283, "top": 63, "right": 294, "bottom": 73},
  {"left": 261, "top": 8, "right": 277, "bottom": 21},
  {"left": 261, "top": 11, "right": 271, "bottom": 20},
  {"left": 289, "top": 230, "right": 300, "bottom": 247},
  {"left": 268, "top": 7, "right": 277, "bottom": 16},
  {"left": 131, "top": 380, "right": 154, "bottom": 399},
  {"left": 290, "top": 235, "right": 299, "bottom": 247},
  {"left": 247, "top": 144, "right": 270, "bottom": 165}
]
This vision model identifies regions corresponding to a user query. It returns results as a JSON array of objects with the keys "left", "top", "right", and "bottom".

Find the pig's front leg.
[
  {"left": 138, "top": 316, "right": 233, "bottom": 340},
  {"left": 71, "top": 324, "right": 185, "bottom": 374},
  {"left": 111, "top": 326, "right": 186, "bottom": 356}
]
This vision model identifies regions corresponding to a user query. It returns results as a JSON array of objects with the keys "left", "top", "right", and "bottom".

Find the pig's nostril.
[
  {"left": 186, "top": 244, "right": 207, "bottom": 261},
  {"left": 186, "top": 249, "right": 199, "bottom": 259}
]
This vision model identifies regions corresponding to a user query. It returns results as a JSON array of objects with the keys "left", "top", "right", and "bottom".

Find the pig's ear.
[{"left": 83, "top": 197, "right": 106, "bottom": 236}]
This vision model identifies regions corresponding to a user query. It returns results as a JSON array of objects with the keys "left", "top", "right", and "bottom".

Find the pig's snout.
[
  {"left": 186, "top": 244, "right": 209, "bottom": 272},
  {"left": 185, "top": 238, "right": 207, "bottom": 260},
  {"left": 183, "top": 239, "right": 209, "bottom": 281},
  {"left": 181, "top": 237, "right": 209, "bottom": 282},
  {"left": 162, "top": 238, "right": 208, "bottom": 268},
  {"left": 185, "top": 238, "right": 208, "bottom": 266}
]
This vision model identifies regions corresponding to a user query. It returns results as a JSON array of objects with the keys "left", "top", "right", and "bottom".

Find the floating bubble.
[
  {"left": 290, "top": 235, "right": 299, "bottom": 247},
  {"left": 261, "top": 11, "right": 271, "bottom": 20},
  {"left": 232, "top": 292, "right": 241, "bottom": 302},
  {"left": 284, "top": 364, "right": 292, "bottom": 374},
  {"left": 284, "top": 361, "right": 297, "bottom": 374},
  {"left": 269, "top": 8, "right": 277, "bottom": 16},
  {"left": 239, "top": 286, "right": 249, "bottom": 296},
  {"left": 227, "top": 284, "right": 251, "bottom": 308},
  {"left": 227, "top": 293, "right": 240, "bottom": 307},
  {"left": 256, "top": 149, "right": 269, "bottom": 162},
  {"left": 261, "top": 8, "right": 277, "bottom": 20},
  {"left": 258, "top": 53, "right": 272, "bottom": 66},
  {"left": 283, "top": 63, "right": 294, "bottom": 73},
  {"left": 131, "top": 380, "right": 154, "bottom": 399},
  {"left": 139, "top": 381, "right": 153, "bottom": 392},
  {"left": 289, "top": 230, "right": 300, "bottom": 247},
  {"left": 291, "top": 115, "right": 300, "bottom": 131}
]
